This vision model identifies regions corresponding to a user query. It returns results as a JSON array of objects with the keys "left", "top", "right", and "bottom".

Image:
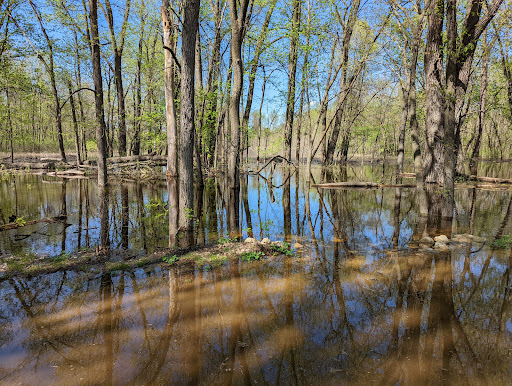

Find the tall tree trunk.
[
  {"left": 322, "top": 0, "right": 360, "bottom": 165},
  {"left": 283, "top": 0, "right": 301, "bottom": 161},
  {"left": 227, "top": 0, "right": 250, "bottom": 189},
  {"left": 132, "top": 2, "right": 145, "bottom": 155},
  {"left": 6, "top": 89, "right": 13, "bottom": 162},
  {"left": 241, "top": 0, "right": 277, "bottom": 140},
  {"left": 67, "top": 80, "right": 82, "bottom": 166},
  {"left": 89, "top": 0, "right": 108, "bottom": 186},
  {"left": 423, "top": 0, "right": 445, "bottom": 185},
  {"left": 102, "top": 0, "right": 131, "bottom": 156},
  {"left": 162, "top": 0, "right": 178, "bottom": 177},
  {"left": 409, "top": 26, "right": 422, "bottom": 180},
  {"left": 179, "top": 0, "right": 200, "bottom": 247},
  {"left": 470, "top": 33, "right": 490, "bottom": 175}
]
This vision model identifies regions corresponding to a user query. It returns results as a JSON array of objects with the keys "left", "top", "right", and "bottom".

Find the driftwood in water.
[
  {"left": 313, "top": 182, "right": 417, "bottom": 189},
  {"left": 0, "top": 215, "right": 67, "bottom": 231}
]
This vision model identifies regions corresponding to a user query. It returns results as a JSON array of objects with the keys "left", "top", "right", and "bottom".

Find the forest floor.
[{"left": 0, "top": 237, "right": 295, "bottom": 281}]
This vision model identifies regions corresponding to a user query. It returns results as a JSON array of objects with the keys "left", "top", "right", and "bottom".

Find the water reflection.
[
  {"left": 1, "top": 245, "right": 511, "bottom": 384},
  {"left": 1, "top": 164, "right": 512, "bottom": 382}
]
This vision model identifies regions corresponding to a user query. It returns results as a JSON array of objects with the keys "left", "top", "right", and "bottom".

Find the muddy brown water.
[{"left": 1, "top": 163, "right": 512, "bottom": 384}]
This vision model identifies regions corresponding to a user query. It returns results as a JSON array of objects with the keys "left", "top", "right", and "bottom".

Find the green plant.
[
  {"left": 493, "top": 235, "right": 512, "bottom": 248},
  {"left": 271, "top": 242, "right": 293, "bottom": 256},
  {"left": 52, "top": 252, "right": 70, "bottom": 263},
  {"left": 14, "top": 216, "right": 26, "bottom": 226},
  {"left": 260, "top": 219, "right": 274, "bottom": 237},
  {"left": 162, "top": 254, "right": 179, "bottom": 264},
  {"left": 106, "top": 261, "right": 130, "bottom": 271},
  {"left": 218, "top": 235, "right": 233, "bottom": 244},
  {"left": 240, "top": 251, "right": 265, "bottom": 262}
]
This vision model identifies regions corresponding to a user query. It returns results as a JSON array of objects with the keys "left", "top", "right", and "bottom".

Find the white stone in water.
[
  {"left": 244, "top": 237, "right": 257, "bottom": 243},
  {"left": 434, "top": 241, "right": 450, "bottom": 252},
  {"left": 261, "top": 238, "right": 271, "bottom": 245},
  {"left": 434, "top": 235, "right": 449, "bottom": 243},
  {"left": 419, "top": 236, "right": 435, "bottom": 246}
]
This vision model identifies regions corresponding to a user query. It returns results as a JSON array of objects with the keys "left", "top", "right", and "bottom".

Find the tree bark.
[
  {"left": 470, "top": 32, "right": 490, "bottom": 175},
  {"left": 67, "top": 80, "right": 82, "bottom": 166},
  {"left": 283, "top": 0, "right": 301, "bottom": 161},
  {"left": 322, "top": 0, "right": 360, "bottom": 165},
  {"left": 162, "top": 0, "right": 178, "bottom": 177},
  {"left": 89, "top": 0, "right": 108, "bottom": 187},
  {"left": 227, "top": 0, "right": 250, "bottom": 189},
  {"left": 132, "top": 1, "right": 145, "bottom": 155},
  {"left": 102, "top": 0, "right": 130, "bottom": 156},
  {"left": 423, "top": 0, "right": 445, "bottom": 185},
  {"left": 179, "top": 0, "right": 200, "bottom": 247}
]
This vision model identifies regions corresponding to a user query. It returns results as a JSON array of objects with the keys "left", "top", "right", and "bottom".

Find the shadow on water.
[{"left": 1, "top": 163, "right": 512, "bottom": 383}]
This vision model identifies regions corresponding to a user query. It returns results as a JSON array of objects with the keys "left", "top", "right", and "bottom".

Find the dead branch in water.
[
  {"left": 313, "top": 182, "right": 416, "bottom": 189},
  {"left": 250, "top": 156, "right": 295, "bottom": 175}
]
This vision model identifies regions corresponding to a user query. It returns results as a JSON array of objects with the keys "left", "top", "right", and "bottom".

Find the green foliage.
[
  {"left": 260, "top": 219, "right": 274, "bottom": 237},
  {"left": 218, "top": 235, "right": 234, "bottom": 244},
  {"left": 162, "top": 254, "right": 179, "bottom": 264},
  {"left": 240, "top": 251, "right": 265, "bottom": 262},
  {"left": 493, "top": 235, "right": 512, "bottom": 249},
  {"left": 14, "top": 216, "right": 26, "bottom": 226},
  {"left": 271, "top": 242, "right": 293, "bottom": 256}
]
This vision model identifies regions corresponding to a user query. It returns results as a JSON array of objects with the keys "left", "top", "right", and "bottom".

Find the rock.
[
  {"left": 419, "top": 236, "right": 435, "bottom": 246},
  {"left": 244, "top": 237, "right": 257, "bottom": 244},
  {"left": 261, "top": 238, "right": 271, "bottom": 245},
  {"left": 272, "top": 241, "right": 285, "bottom": 248},
  {"left": 451, "top": 234, "right": 486, "bottom": 244},
  {"left": 294, "top": 242, "right": 304, "bottom": 249},
  {"left": 451, "top": 234, "right": 471, "bottom": 243},
  {"left": 434, "top": 235, "right": 449, "bottom": 243},
  {"left": 434, "top": 242, "right": 450, "bottom": 252},
  {"left": 471, "top": 235, "right": 486, "bottom": 243}
]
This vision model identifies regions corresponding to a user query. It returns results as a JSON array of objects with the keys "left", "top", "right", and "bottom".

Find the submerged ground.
[{"left": 0, "top": 162, "right": 511, "bottom": 384}]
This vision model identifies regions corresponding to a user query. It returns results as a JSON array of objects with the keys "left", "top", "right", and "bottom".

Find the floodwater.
[{"left": 1, "top": 163, "right": 512, "bottom": 384}]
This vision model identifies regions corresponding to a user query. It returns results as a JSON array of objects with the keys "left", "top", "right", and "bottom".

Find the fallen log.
[
  {"left": 0, "top": 162, "right": 53, "bottom": 169},
  {"left": 108, "top": 155, "right": 166, "bottom": 164},
  {"left": 313, "top": 182, "right": 416, "bottom": 189},
  {"left": 314, "top": 182, "right": 380, "bottom": 188},
  {"left": 55, "top": 169, "right": 85, "bottom": 176},
  {"left": 108, "top": 160, "right": 166, "bottom": 168},
  {"left": 469, "top": 175, "right": 512, "bottom": 184},
  {"left": 0, "top": 215, "right": 67, "bottom": 231}
]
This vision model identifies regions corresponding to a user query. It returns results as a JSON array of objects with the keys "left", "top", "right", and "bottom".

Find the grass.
[
  {"left": 493, "top": 235, "right": 512, "bottom": 249},
  {"left": 106, "top": 261, "right": 130, "bottom": 272}
]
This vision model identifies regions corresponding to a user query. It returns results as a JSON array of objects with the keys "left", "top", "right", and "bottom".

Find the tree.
[
  {"left": 283, "top": 0, "right": 301, "bottom": 161},
  {"left": 179, "top": 0, "right": 200, "bottom": 247},
  {"left": 101, "top": 0, "right": 130, "bottom": 156},
  {"left": 89, "top": 0, "right": 108, "bottom": 186},
  {"left": 227, "top": 0, "right": 251, "bottom": 189},
  {"left": 423, "top": 0, "right": 504, "bottom": 218}
]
